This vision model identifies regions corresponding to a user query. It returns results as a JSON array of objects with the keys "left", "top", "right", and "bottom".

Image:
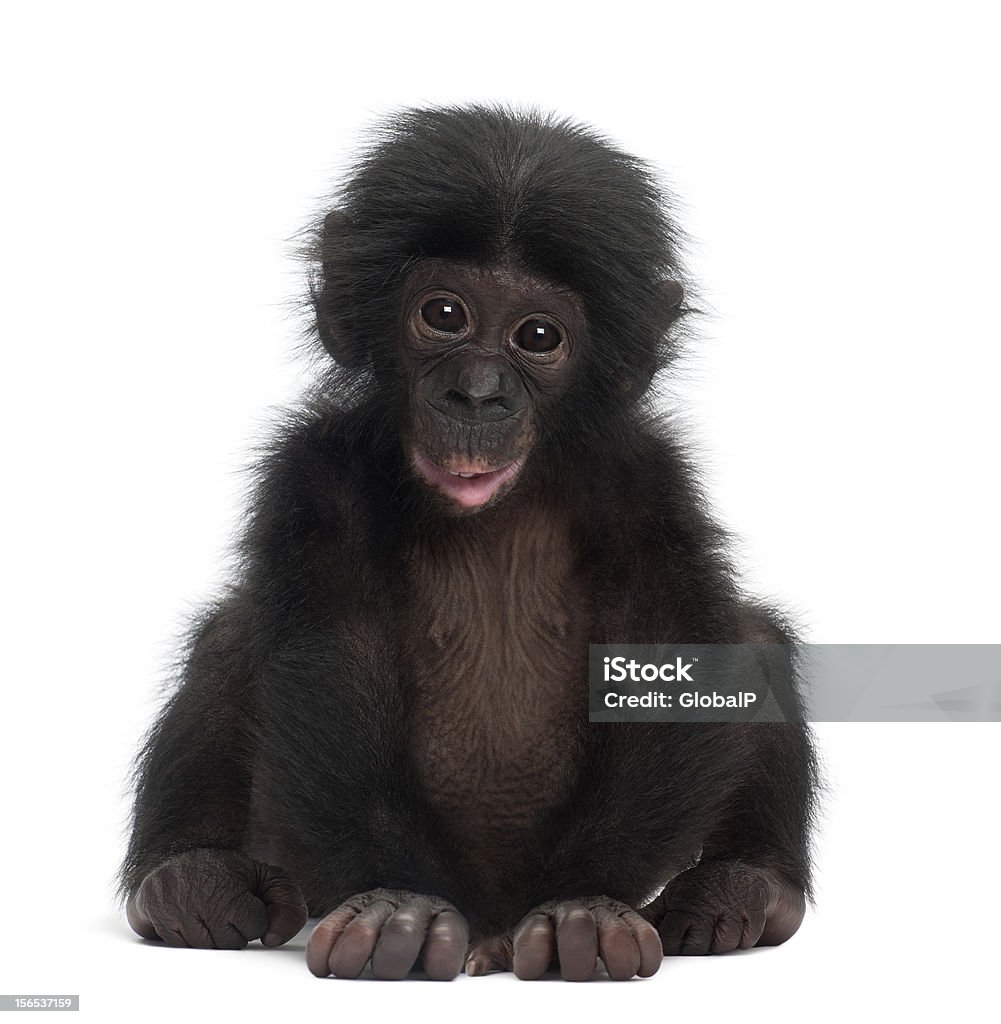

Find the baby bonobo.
[{"left": 121, "top": 105, "right": 816, "bottom": 982}]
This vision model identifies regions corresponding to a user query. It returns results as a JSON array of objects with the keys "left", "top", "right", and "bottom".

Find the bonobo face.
[{"left": 400, "top": 260, "right": 583, "bottom": 513}]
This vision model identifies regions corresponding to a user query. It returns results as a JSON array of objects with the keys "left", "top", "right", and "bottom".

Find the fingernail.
[{"left": 466, "top": 957, "right": 484, "bottom": 976}]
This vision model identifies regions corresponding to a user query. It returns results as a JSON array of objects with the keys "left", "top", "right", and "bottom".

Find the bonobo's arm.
[
  {"left": 640, "top": 720, "right": 815, "bottom": 953},
  {"left": 121, "top": 599, "right": 308, "bottom": 948},
  {"left": 633, "top": 612, "right": 818, "bottom": 954},
  {"left": 500, "top": 719, "right": 814, "bottom": 977},
  {"left": 497, "top": 586, "right": 816, "bottom": 978}
]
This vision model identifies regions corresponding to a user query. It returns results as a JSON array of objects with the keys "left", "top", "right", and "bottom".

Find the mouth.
[{"left": 411, "top": 449, "right": 523, "bottom": 509}]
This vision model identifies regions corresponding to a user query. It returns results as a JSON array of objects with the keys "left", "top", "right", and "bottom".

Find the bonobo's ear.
[
  {"left": 320, "top": 208, "right": 345, "bottom": 257},
  {"left": 661, "top": 278, "right": 685, "bottom": 310},
  {"left": 617, "top": 279, "right": 686, "bottom": 396},
  {"left": 314, "top": 209, "right": 367, "bottom": 367}
]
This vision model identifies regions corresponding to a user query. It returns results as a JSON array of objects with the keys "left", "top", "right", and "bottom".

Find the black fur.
[{"left": 122, "top": 105, "right": 817, "bottom": 977}]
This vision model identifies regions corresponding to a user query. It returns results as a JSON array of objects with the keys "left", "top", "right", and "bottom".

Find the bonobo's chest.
[{"left": 405, "top": 511, "right": 590, "bottom": 859}]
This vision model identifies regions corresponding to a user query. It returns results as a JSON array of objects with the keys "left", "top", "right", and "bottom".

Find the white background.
[{"left": 2, "top": 2, "right": 999, "bottom": 1021}]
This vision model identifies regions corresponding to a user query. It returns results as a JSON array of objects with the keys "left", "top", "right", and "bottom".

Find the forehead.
[{"left": 403, "top": 259, "right": 584, "bottom": 318}]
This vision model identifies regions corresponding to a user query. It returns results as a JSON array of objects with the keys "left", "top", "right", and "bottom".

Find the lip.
[{"left": 411, "top": 449, "right": 523, "bottom": 509}]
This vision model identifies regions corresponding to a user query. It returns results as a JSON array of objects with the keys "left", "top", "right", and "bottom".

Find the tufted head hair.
[{"left": 310, "top": 105, "right": 689, "bottom": 405}]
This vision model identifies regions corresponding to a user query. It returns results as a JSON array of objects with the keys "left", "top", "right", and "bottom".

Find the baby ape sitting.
[{"left": 122, "top": 105, "right": 816, "bottom": 982}]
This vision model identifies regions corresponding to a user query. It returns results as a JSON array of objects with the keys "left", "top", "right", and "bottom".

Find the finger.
[
  {"left": 141, "top": 903, "right": 202, "bottom": 948},
  {"left": 371, "top": 902, "right": 433, "bottom": 980},
  {"left": 661, "top": 909, "right": 712, "bottom": 955},
  {"left": 422, "top": 910, "right": 469, "bottom": 981},
  {"left": 465, "top": 934, "right": 511, "bottom": 977},
  {"left": 554, "top": 905, "right": 598, "bottom": 982},
  {"left": 159, "top": 924, "right": 193, "bottom": 948},
  {"left": 307, "top": 904, "right": 362, "bottom": 977},
  {"left": 512, "top": 914, "right": 555, "bottom": 980},
  {"left": 263, "top": 901, "right": 308, "bottom": 947},
  {"left": 658, "top": 909, "right": 701, "bottom": 955},
  {"left": 711, "top": 913, "right": 744, "bottom": 954},
  {"left": 188, "top": 914, "right": 217, "bottom": 949},
  {"left": 328, "top": 900, "right": 396, "bottom": 979},
  {"left": 158, "top": 913, "right": 212, "bottom": 948},
  {"left": 126, "top": 892, "right": 159, "bottom": 941},
  {"left": 681, "top": 918, "right": 713, "bottom": 954},
  {"left": 213, "top": 921, "right": 253, "bottom": 950},
  {"left": 225, "top": 890, "right": 269, "bottom": 943},
  {"left": 739, "top": 910, "right": 767, "bottom": 950},
  {"left": 622, "top": 910, "right": 663, "bottom": 977},
  {"left": 254, "top": 865, "right": 309, "bottom": 947},
  {"left": 593, "top": 906, "right": 640, "bottom": 980}
]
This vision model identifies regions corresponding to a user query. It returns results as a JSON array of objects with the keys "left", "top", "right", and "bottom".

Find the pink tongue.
[
  {"left": 413, "top": 451, "right": 520, "bottom": 508},
  {"left": 435, "top": 470, "right": 510, "bottom": 508}
]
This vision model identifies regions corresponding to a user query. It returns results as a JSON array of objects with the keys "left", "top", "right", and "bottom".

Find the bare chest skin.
[{"left": 406, "top": 509, "right": 590, "bottom": 870}]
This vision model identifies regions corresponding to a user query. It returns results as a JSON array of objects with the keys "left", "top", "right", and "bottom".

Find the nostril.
[
  {"left": 445, "top": 387, "right": 506, "bottom": 408},
  {"left": 444, "top": 388, "right": 473, "bottom": 407},
  {"left": 431, "top": 358, "right": 524, "bottom": 423}
]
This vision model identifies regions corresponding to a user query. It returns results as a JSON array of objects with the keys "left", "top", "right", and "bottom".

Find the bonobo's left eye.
[
  {"left": 420, "top": 297, "right": 468, "bottom": 334},
  {"left": 515, "top": 319, "right": 563, "bottom": 353}
]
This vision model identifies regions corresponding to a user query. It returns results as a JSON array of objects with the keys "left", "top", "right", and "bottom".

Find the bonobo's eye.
[
  {"left": 420, "top": 297, "right": 468, "bottom": 334},
  {"left": 515, "top": 319, "right": 563, "bottom": 353}
]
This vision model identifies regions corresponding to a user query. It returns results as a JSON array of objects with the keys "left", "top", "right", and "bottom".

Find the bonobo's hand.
[
  {"left": 126, "top": 848, "right": 308, "bottom": 950},
  {"left": 306, "top": 889, "right": 469, "bottom": 981},
  {"left": 641, "top": 860, "right": 806, "bottom": 955},
  {"left": 509, "top": 896, "right": 662, "bottom": 981}
]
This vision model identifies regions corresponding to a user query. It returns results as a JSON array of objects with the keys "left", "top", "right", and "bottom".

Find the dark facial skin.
[{"left": 399, "top": 260, "right": 584, "bottom": 512}]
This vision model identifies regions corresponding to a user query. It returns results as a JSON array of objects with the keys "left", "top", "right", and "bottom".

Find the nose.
[{"left": 431, "top": 355, "right": 524, "bottom": 424}]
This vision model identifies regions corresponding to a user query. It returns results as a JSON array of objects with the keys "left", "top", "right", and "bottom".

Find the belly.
[
  {"left": 411, "top": 651, "right": 585, "bottom": 843},
  {"left": 410, "top": 632, "right": 588, "bottom": 870},
  {"left": 405, "top": 511, "right": 592, "bottom": 888}
]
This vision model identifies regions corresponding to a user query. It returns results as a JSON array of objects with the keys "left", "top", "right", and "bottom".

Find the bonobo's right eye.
[{"left": 420, "top": 297, "right": 468, "bottom": 334}]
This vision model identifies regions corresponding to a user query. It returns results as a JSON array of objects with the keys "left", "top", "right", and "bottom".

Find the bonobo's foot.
[
  {"left": 126, "top": 848, "right": 308, "bottom": 949},
  {"left": 507, "top": 896, "right": 662, "bottom": 981},
  {"left": 641, "top": 860, "right": 806, "bottom": 955},
  {"left": 306, "top": 889, "right": 469, "bottom": 981}
]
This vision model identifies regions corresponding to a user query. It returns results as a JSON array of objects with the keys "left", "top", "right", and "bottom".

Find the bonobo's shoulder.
[
  {"left": 255, "top": 400, "right": 394, "bottom": 495},
  {"left": 595, "top": 416, "right": 725, "bottom": 542},
  {"left": 609, "top": 417, "right": 702, "bottom": 497},
  {"left": 243, "top": 398, "right": 401, "bottom": 547}
]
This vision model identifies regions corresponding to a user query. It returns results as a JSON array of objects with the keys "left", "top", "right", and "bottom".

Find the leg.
[
  {"left": 121, "top": 601, "right": 309, "bottom": 949},
  {"left": 503, "top": 715, "right": 815, "bottom": 977},
  {"left": 248, "top": 624, "right": 475, "bottom": 979},
  {"left": 494, "top": 723, "right": 738, "bottom": 980},
  {"left": 124, "top": 602, "right": 473, "bottom": 972},
  {"left": 642, "top": 723, "right": 816, "bottom": 954}
]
